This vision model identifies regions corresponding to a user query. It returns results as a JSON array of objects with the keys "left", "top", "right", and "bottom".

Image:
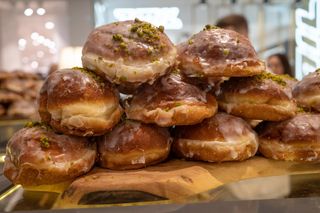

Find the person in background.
[
  {"left": 267, "top": 53, "right": 293, "bottom": 77},
  {"left": 216, "top": 14, "right": 249, "bottom": 38}
]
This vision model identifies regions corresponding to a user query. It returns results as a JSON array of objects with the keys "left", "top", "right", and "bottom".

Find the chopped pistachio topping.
[
  {"left": 223, "top": 48, "right": 230, "bottom": 56},
  {"left": 147, "top": 47, "right": 153, "bottom": 55},
  {"left": 134, "top": 18, "right": 142, "bottom": 23},
  {"left": 40, "top": 135, "right": 50, "bottom": 148},
  {"left": 112, "top": 34, "right": 124, "bottom": 42},
  {"left": 72, "top": 67, "right": 105, "bottom": 85},
  {"left": 171, "top": 67, "right": 180, "bottom": 74},
  {"left": 130, "top": 20, "right": 161, "bottom": 43},
  {"left": 164, "top": 107, "right": 171, "bottom": 112},
  {"left": 255, "top": 72, "right": 287, "bottom": 86},
  {"left": 119, "top": 42, "right": 127, "bottom": 49},
  {"left": 158, "top": 25, "right": 164, "bottom": 33},
  {"left": 119, "top": 76, "right": 127, "bottom": 82},
  {"left": 203, "top": 24, "right": 219, "bottom": 31},
  {"left": 25, "top": 121, "right": 51, "bottom": 130},
  {"left": 174, "top": 102, "right": 182, "bottom": 107},
  {"left": 188, "top": 39, "right": 194, "bottom": 45},
  {"left": 297, "top": 107, "right": 306, "bottom": 113}
]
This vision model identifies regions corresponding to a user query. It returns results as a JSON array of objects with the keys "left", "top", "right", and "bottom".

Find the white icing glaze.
[
  {"left": 126, "top": 103, "right": 214, "bottom": 127},
  {"left": 260, "top": 140, "right": 320, "bottom": 162},
  {"left": 82, "top": 48, "right": 177, "bottom": 84},
  {"left": 131, "top": 155, "right": 146, "bottom": 165}
]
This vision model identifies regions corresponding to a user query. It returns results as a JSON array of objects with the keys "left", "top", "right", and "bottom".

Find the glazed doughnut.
[
  {"left": 82, "top": 19, "right": 177, "bottom": 93},
  {"left": 125, "top": 70, "right": 217, "bottom": 127},
  {"left": 257, "top": 113, "right": 320, "bottom": 162},
  {"left": 38, "top": 67, "right": 122, "bottom": 136},
  {"left": 293, "top": 69, "right": 320, "bottom": 112},
  {"left": 217, "top": 72, "right": 297, "bottom": 121},
  {"left": 97, "top": 120, "right": 172, "bottom": 170},
  {"left": 3, "top": 122, "right": 96, "bottom": 186},
  {"left": 173, "top": 112, "right": 258, "bottom": 162},
  {"left": 177, "top": 26, "right": 265, "bottom": 78},
  {"left": 7, "top": 100, "right": 37, "bottom": 118}
]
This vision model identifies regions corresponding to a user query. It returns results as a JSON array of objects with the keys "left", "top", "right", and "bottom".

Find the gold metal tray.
[{"left": 0, "top": 157, "right": 320, "bottom": 212}]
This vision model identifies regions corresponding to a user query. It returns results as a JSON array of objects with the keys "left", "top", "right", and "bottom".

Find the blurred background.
[{"left": 0, "top": 0, "right": 318, "bottom": 121}]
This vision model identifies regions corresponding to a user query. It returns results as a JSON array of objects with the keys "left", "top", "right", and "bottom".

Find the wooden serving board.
[{"left": 37, "top": 156, "right": 320, "bottom": 208}]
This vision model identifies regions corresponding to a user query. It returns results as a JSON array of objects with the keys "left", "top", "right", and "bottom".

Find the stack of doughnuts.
[
  {"left": 4, "top": 19, "right": 320, "bottom": 187},
  {"left": 252, "top": 69, "right": 320, "bottom": 162}
]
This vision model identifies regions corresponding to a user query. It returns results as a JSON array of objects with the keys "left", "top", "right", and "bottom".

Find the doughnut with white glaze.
[
  {"left": 82, "top": 19, "right": 177, "bottom": 93},
  {"left": 173, "top": 112, "right": 258, "bottom": 162},
  {"left": 293, "top": 69, "right": 320, "bottom": 112},
  {"left": 98, "top": 120, "right": 172, "bottom": 170},
  {"left": 125, "top": 70, "right": 217, "bottom": 127},
  {"left": 3, "top": 122, "right": 96, "bottom": 186},
  {"left": 257, "top": 113, "right": 320, "bottom": 162},
  {"left": 177, "top": 27, "right": 265, "bottom": 78},
  {"left": 217, "top": 73, "right": 297, "bottom": 121},
  {"left": 38, "top": 67, "right": 122, "bottom": 136}
]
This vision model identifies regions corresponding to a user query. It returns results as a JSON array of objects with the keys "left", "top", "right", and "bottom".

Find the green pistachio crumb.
[
  {"left": 134, "top": 18, "right": 142, "bottom": 23},
  {"left": 164, "top": 107, "right": 171, "bottom": 112},
  {"left": 174, "top": 102, "right": 182, "bottom": 107},
  {"left": 158, "top": 25, "right": 164, "bottom": 33},
  {"left": 223, "top": 48, "right": 230, "bottom": 56},
  {"left": 147, "top": 47, "right": 153, "bottom": 55},
  {"left": 255, "top": 72, "right": 287, "bottom": 86},
  {"left": 119, "top": 76, "right": 127, "bottom": 82},
  {"left": 203, "top": 24, "right": 219, "bottom": 31},
  {"left": 112, "top": 34, "right": 123, "bottom": 42},
  {"left": 297, "top": 107, "right": 306, "bottom": 113},
  {"left": 40, "top": 135, "right": 50, "bottom": 148},
  {"left": 24, "top": 121, "right": 52, "bottom": 130},
  {"left": 72, "top": 67, "right": 105, "bottom": 85},
  {"left": 188, "top": 39, "right": 194, "bottom": 45},
  {"left": 171, "top": 68, "right": 180, "bottom": 74},
  {"left": 119, "top": 42, "right": 127, "bottom": 49}
]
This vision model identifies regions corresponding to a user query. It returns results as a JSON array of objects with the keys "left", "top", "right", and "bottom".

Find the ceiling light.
[
  {"left": 37, "top": 8, "right": 46, "bottom": 16},
  {"left": 18, "top": 38, "right": 26, "bottom": 46},
  {"left": 45, "top": 21, "right": 55, "bottom": 30},
  {"left": 24, "top": 8, "right": 33, "bottom": 16},
  {"left": 31, "top": 32, "right": 39, "bottom": 40},
  {"left": 31, "top": 61, "right": 39, "bottom": 69}
]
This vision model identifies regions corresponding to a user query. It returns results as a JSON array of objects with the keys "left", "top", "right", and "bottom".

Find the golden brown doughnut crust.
[
  {"left": 217, "top": 73, "right": 297, "bottom": 121},
  {"left": 173, "top": 112, "right": 258, "bottom": 162},
  {"left": 38, "top": 67, "right": 122, "bottom": 136},
  {"left": 125, "top": 71, "right": 218, "bottom": 127},
  {"left": 98, "top": 120, "right": 172, "bottom": 170},
  {"left": 3, "top": 123, "right": 96, "bottom": 186},
  {"left": 257, "top": 113, "right": 320, "bottom": 162},
  {"left": 177, "top": 27, "right": 265, "bottom": 77},
  {"left": 82, "top": 19, "right": 177, "bottom": 88},
  {"left": 293, "top": 70, "right": 320, "bottom": 112}
]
